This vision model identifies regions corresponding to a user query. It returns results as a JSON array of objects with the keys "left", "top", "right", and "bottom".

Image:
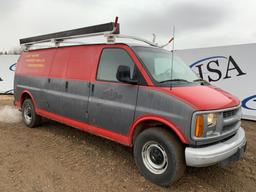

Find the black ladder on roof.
[
  {"left": 19, "top": 17, "right": 174, "bottom": 49},
  {"left": 20, "top": 17, "right": 120, "bottom": 46}
]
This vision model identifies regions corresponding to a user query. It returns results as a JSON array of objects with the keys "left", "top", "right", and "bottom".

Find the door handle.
[
  {"left": 91, "top": 83, "right": 95, "bottom": 95},
  {"left": 65, "top": 81, "right": 69, "bottom": 89}
]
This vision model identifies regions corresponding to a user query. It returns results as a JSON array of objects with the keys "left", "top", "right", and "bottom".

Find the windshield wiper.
[
  {"left": 193, "top": 78, "right": 204, "bottom": 82},
  {"left": 159, "top": 79, "right": 189, "bottom": 83},
  {"left": 193, "top": 78, "right": 210, "bottom": 85}
]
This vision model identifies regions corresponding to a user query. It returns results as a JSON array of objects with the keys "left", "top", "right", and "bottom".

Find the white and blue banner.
[
  {"left": 0, "top": 55, "right": 19, "bottom": 94},
  {"left": 176, "top": 43, "right": 256, "bottom": 121}
]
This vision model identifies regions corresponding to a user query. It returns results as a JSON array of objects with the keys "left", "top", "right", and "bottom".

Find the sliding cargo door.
[
  {"left": 61, "top": 47, "right": 96, "bottom": 123},
  {"left": 46, "top": 48, "right": 70, "bottom": 116}
]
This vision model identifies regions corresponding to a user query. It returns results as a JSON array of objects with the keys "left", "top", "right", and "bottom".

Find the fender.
[
  {"left": 128, "top": 115, "right": 188, "bottom": 144},
  {"left": 18, "top": 89, "right": 37, "bottom": 108}
]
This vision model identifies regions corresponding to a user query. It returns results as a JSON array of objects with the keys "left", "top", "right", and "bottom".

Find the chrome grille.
[
  {"left": 222, "top": 107, "right": 241, "bottom": 133},
  {"left": 223, "top": 109, "right": 237, "bottom": 118}
]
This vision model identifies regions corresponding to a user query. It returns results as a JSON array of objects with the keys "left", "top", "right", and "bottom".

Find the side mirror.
[{"left": 116, "top": 65, "right": 138, "bottom": 85}]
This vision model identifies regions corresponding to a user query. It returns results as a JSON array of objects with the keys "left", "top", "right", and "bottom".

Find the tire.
[
  {"left": 133, "top": 128, "right": 186, "bottom": 186},
  {"left": 22, "top": 99, "right": 41, "bottom": 128}
]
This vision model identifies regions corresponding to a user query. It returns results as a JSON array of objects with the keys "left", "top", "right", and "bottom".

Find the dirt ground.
[{"left": 0, "top": 95, "right": 255, "bottom": 192}]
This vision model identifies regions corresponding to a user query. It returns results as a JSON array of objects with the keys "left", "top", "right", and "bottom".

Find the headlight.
[
  {"left": 207, "top": 113, "right": 217, "bottom": 126},
  {"left": 194, "top": 113, "right": 217, "bottom": 138}
]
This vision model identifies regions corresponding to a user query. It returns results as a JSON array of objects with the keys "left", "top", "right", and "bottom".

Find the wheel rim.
[
  {"left": 142, "top": 141, "right": 168, "bottom": 175},
  {"left": 24, "top": 104, "right": 32, "bottom": 124}
]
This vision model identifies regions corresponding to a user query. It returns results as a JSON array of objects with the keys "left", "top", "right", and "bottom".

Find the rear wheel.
[
  {"left": 134, "top": 128, "right": 185, "bottom": 186},
  {"left": 22, "top": 99, "right": 41, "bottom": 128}
]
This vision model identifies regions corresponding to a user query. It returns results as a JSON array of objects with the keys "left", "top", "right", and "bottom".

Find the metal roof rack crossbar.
[{"left": 104, "top": 34, "right": 158, "bottom": 47}]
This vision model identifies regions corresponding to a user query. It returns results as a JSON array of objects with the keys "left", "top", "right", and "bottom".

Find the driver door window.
[{"left": 97, "top": 48, "right": 135, "bottom": 82}]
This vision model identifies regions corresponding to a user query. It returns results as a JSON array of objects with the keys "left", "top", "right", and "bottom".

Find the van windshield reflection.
[{"left": 133, "top": 47, "right": 198, "bottom": 85}]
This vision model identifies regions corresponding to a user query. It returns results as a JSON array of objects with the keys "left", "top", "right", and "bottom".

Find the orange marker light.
[{"left": 195, "top": 115, "right": 204, "bottom": 137}]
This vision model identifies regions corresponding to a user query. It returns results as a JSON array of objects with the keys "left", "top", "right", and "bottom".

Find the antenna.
[
  {"left": 159, "top": 36, "right": 174, "bottom": 48},
  {"left": 170, "top": 26, "right": 175, "bottom": 90},
  {"left": 152, "top": 33, "right": 156, "bottom": 43}
]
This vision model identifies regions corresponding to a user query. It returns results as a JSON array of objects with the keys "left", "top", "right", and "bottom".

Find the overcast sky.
[{"left": 1, "top": 0, "right": 256, "bottom": 51}]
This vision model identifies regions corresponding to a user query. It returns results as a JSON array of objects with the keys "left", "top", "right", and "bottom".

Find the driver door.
[{"left": 88, "top": 48, "right": 139, "bottom": 135}]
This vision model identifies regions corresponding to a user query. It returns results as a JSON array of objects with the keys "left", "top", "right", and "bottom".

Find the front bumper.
[{"left": 185, "top": 127, "right": 246, "bottom": 167}]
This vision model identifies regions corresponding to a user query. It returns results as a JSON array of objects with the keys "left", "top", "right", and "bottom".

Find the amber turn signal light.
[{"left": 195, "top": 115, "right": 204, "bottom": 137}]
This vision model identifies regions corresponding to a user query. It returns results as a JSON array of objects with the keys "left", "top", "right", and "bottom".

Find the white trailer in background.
[
  {"left": 0, "top": 55, "right": 19, "bottom": 94},
  {"left": 176, "top": 43, "right": 256, "bottom": 121}
]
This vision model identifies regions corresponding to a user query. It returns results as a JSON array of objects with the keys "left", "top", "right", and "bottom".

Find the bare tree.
[{"left": 7, "top": 46, "right": 22, "bottom": 55}]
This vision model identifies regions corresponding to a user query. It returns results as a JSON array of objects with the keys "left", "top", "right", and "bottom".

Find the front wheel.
[
  {"left": 22, "top": 99, "right": 41, "bottom": 128},
  {"left": 133, "top": 128, "right": 185, "bottom": 186}
]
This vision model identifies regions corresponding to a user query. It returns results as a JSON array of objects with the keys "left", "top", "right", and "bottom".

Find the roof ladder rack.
[
  {"left": 20, "top": 17, "right": 120, "bottom": 49},
  {"left": 20, "top": 17, "right": 174, "bottom": 50}
]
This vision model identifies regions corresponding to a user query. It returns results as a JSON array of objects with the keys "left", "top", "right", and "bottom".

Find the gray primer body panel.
[
  {"left": 61, "top": 80, "right": 90, "bottom": 123},
  {"left": 15, "top": 75, "right": 91, "bottom": 124},
  {"left": 46, "top": 78, "right": 66, "bottom": 117},
  {"left": 135, "top": 87, "right": 196, "bottom": 144},
  {"left": 14, "top": 74, "right": 196, "bottom": 144},
  {"left": 15, "top": 75, "right": 49, "bottom": 110},
  {"left": 88, "top": 83, "right": 138, "bottom": 135}
]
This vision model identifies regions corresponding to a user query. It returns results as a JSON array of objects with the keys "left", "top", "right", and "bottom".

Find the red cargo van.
[{"left": 14, "top": 19, "right": 247, "bottom": 186}]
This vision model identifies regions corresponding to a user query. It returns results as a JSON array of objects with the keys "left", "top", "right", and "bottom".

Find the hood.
[{"left": 162, "top": 85, "right": 240, "bottom": 110}]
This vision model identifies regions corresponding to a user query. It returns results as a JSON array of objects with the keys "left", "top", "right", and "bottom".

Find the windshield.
[{"left": 133, "top": 46, "right": 198, "bottom": 85}]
